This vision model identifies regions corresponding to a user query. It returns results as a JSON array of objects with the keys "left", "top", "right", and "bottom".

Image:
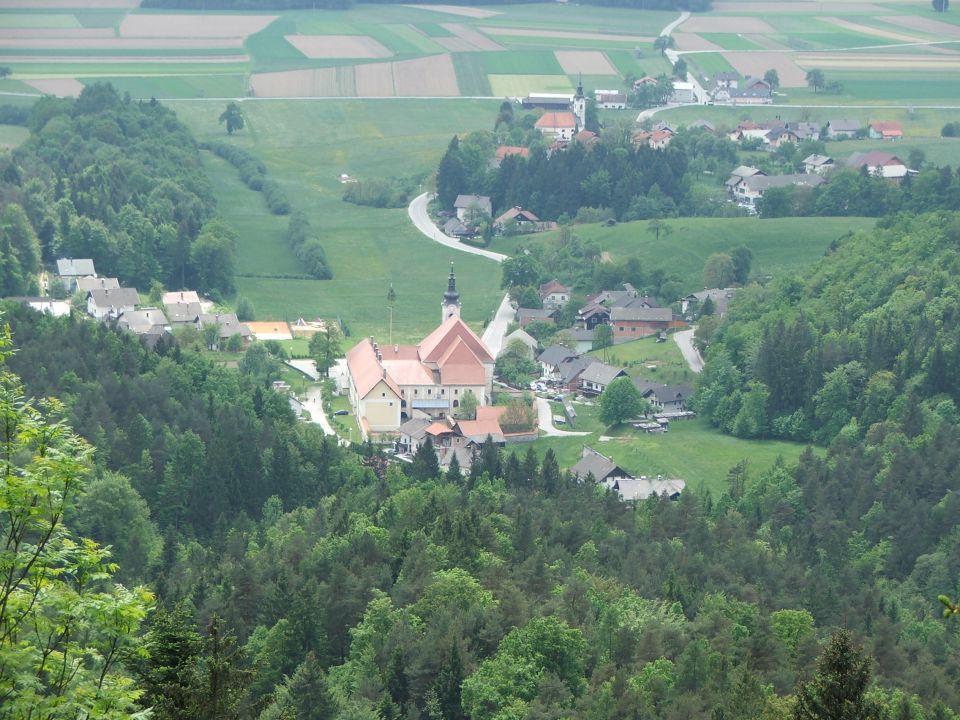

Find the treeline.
[
  {"left": 438, "top": 128, "right": 740, "bottom": 222},
  {"left": 0, "top": 84, "right": 241, "bottom": 294},
  {"left": 342, "top": 175, "right": 422, "bottom": 209},
  {"left": 287, "top": 211, "right": 332, "bottom": 279},
  {"left": 202, "top": 141, "right": 291, "bottom": 215},
  {"left": 143, "top": 0, "right": 708, "bottom": 9},
  {"left": 697, "top": 211, "right": 960, "bottom": 444},
  {"left": 759, "top": 165, "right": 960, "bottom": 218}
]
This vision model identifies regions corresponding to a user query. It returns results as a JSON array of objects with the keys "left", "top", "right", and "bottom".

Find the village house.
[
  {"left": 729, "top": 121, "right": 781, "bottom": 144},
  {"left": 76, "top": 277, "right": 120, "bottom": 293},
  {"left": 733, "top": 173, "right": 826, "bottom": 209},
  {"left": 578, "top": 302, "right": 610, "bottom": 330},
  {"left": 681, "top": 287, "right": 741, "bottom": 318},
  {"left": 558, "top": 355, "right": 598, "bottom": 392},
  {"left": 538, "top": 279, "right": 571, "bottom": 309},
  {"left": 766, "top": 126, "right": 799, "bottom": 148},
  {"left": 578, "top": 362, "right": 628, "bottom": 396},
  {"left": 869, "top": 121, "right": 903, "bottom": 141},
  {"left": 117, "top": 307, "right": 170, "bottom": 338},
  {"left": 535, "top": 112, "right": 577, "bottom": 141},
  {"left": 595, "top": 89, "right": 627, "bottom": 109},
  {"left": 200, "top": 313, "right": 252, "bottom": 348},
  {"left": 670, "top": 81, "right": 697, "bottom": 104},
  {"left": 443, "top": 217, "right": 472, "bottom": 238},
  {"left": 538, "top": 344, "right": 578, "bottom": 381},
  {"left": 500, "top": 328, "right": 539, "bottom": 359},
  {"left": 569, "top": 328, "right": 595, "bottom": 354},
  {"left": 632, "top": 76, "right": 658, "bottom": 90},
  {"left": 725, "top": 165, "right": 766, "bottom": 197},
  {"left": 162, "top": 290, "right": 201, "bottom": 306},
  {"left": 790, "top": 121, "right": 822, "bottom": 141},
  {"left": 610, "top": 306, "right": 675, "bottom": 341},
  {"left": 570, "top": 446, "right": 633, "bottom": 484},
  {"left": 454, "top": 194, "right": 492, "bottom": 222},
  {"left": 6, "top": 297, "right": 71, "bottom": 318},
  {"left": 345, "top": 268, "right": 495, "bottom": 435},
  {"left": 803, "top": 154, "right": 834, "bottom": 175},
  {"left": 57, "top": 258, "right": 96, "bottom": 291},
  {"left": 730, "top": 77, "right": 772, "bottom": 104},
  {"left": 165, "top": 301, "right": 203, "bottom": 328},
  {"left": 492, "top": 145, "right": 529, "bottom": 168},
  {"left": 522, "top": 93, "right": 574, "bottom": 111},
  {"left": 87, "top": 287, "right": 140, "bottom": 321},
  {"left": 613, "top": 476, "right": 686, "bottom": 502},
  {"left": 826, "top": 118, "right": 861, "bottom": 139},
  {"left": 633, "top": 379, "right": 694, "bottom": 414},
  {"left": 714, "top": 71, "right": 740, "bottom": 89},
  {"left": 688, "top": 119, "right": 716, "bottom": 133},
  {"left": 845, "top": 151, "right": 909, "bottom": 179},
  {"left": 518, "top": 306, "right": 556, "bottom": 328},
  {"left": 495, "top": 206, "right": 542, "bottom": 233}
]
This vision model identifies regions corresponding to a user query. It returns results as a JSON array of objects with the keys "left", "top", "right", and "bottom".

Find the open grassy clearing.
[
  {"left": 589, "top": 336, "right": 695, "bottom": 386},
  {"left": 488, "top": 73, "right": 572, "bottom": 96},
  {"left": 482, "top": 50, "right": 564, "bottom": 75},
  {"left": 576, "top": 75, "right": 624, "bottom": 92},
  {"left": 527, "top": 415, "right": 815, "bottom": 495},
  {"left": 0, "top": 124, "right": 29, "bottom": 149},
  {"left": 0, "top": 13, "right": 80, "bottom": 27},
  {"left": 169, "top": 98, "right": 503, "bottom": 341},
  {"left": 497, "top": 34, "right": 645, "bottom": 51},
  {"left": 381, "top": 23, "right": 446, "bottom": 54},
  {"left": 782, "top": 71, "right": 960, "bottom": 105},
  {"left": 490, "top": 216, "right": 875, "bottom": 294},
  {"left": 687, "top": 52, "right": 737, "bottom": 79},
  {"left": 477, "top": 5, "right": 675, "bottom": 35}
]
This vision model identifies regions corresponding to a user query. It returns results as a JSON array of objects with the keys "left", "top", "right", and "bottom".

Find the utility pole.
[{"left": 387, "top": 306, "right": 394, "bottom": 345}]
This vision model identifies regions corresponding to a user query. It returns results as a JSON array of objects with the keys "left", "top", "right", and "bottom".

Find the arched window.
[{"left": 453, "top": 400, "right": 460, "bottom": 408}]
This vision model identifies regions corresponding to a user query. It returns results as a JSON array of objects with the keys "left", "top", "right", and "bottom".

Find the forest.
[
  {"left": 2, "top": 300, "right": 960, "bottom": 719},
  {"left": 436, "top": 128, "right": 739, "bottom": 223},
  {"left": 0, "top": 84, "right": 240, "bottom": 297}
]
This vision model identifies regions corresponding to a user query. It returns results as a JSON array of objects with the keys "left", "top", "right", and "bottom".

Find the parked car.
[
  {"left": 552, "top": 395, "right": 564, "bottom": 403},
  {"left": 334, "top": 409, "right": 349, "bottom": 416}
]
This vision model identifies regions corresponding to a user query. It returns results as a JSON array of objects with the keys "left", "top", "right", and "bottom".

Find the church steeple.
[
  {"left": 573, "top": 74, "right": 586, "bottom": 132},
  {"left": 442, "top": 262, "right": 461, "bottom": 322}
]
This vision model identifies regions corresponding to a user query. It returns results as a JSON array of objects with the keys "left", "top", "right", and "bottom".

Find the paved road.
[
  {"left": 302, "top": 384, "right": 338, "bottom": 437},
  {"left": 536, "top": 397, "right": 590, "bottom": 437},
  {"left": 408, "top": 192, "right": 508, "bottom": 263},
  {"left": 673, "top": 329, "right": 704, "bottom": 374},
  {"left": 481, "top": 294, "right": 515, "bottom": 357}
]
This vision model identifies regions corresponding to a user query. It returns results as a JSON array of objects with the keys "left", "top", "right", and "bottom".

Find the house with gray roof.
[
  {"left": 76, "top": 277, "right": 119, "bottom": 293},
  {"left": 500, "top": 328, "right": 539, "bottom": 359},
  {"left": 826, "top": 118, "right": 861, "bottom": 139},
  {"left": 518, "top": 307, "right": 556, "bottom": 328},
  {"left": 803, "top": 154, "right": 834, "bottom": 175},
  {"left": 538, "top": 345, "right": 578, "bottom": 379},
  {"left": 681, "top": 287, "right": 740, "bottom": 318},
  {"left": 569, "top": 327, "right": 594, "bottom": 354},
  {"left": 570, "top": 446, "right": 633, "bottom": 484},
  {"left": 165, "top": 301, "right": 203, "bottom": 327},
  {"left": 454, "top": 194, "right": 492, "bottom": 221},
  {"left": 57, "top": 258, "right": 96, "bottom": 280},
  {"left": 397, "top": 417, "right": 432, "bottom": 455},
  {"left": 612, "top": 476, "right": 686, "bottom": 502},
  {"left": 559, "top": 356, "right": 598, "bottom": 390},
  {"left": 578, "top": 362, "right": 628, "bottom": 396},
  {"left": 117, "top": 307, "right": 170, "bottom": 337},
  {"left": 633, "top": 379, "right": 693, "bottom": 413},
  {"left": 733, "top": 173, "right": 825, "bottom": 208},
  {"left": 87, "top": 287, "right": 140, "bottom": 321},
  {"left": 199, "top": 312, "right": 252, "bottom": 348}
]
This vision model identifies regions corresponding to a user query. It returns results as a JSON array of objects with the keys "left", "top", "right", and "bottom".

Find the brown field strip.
[
  {"left": 440, "top": 23, "right": 503, "bottom": 51},
  {"left": 23, "top": 78, "right": 85, "bottom": 96},
  {"left": 355, "top": 62, "right": 394, "bottom": 96},
  {"left": 479, "top": 26, "right": 654, "bottom": 43},
  {"left": 0, "top": 28, "right": 113, "bottom": 39},
  {"left": 723, "top": 51, "right": 808, "bottom": 86},
  {"left": 711, "top": 2, "right": 885, "bottom": 11},
  {"left": 818, "top": 16, "right": 927, "bottom": 43},
  {"left": 0, "top": 54, "right": 248, "bottom": 63},
  {"left": 680, "top": 16, "right": 775, "bottom": 33},
  {"left": 878, "top": 15, "right": 960, "bottom": 38},
  {"left": 0, "top": 37, "right": 245, "bottom": 50},
  {"left": 393, "top": 54, "right": 459, "bottom": 95},
  {"left": 555, "top": 50, "right": 618, "bottom": 75},
  {"left": 674, "top": 32, "right": 726, "bottom": 52},
  {"left": 404, "top": 4, "right": 501, "bottom": 18}
]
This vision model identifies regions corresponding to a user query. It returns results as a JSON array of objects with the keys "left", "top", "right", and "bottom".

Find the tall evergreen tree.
[
  {"left": 412, "top": 437, "right": 441, "bottom": 481},
  {"left": 436, "top": 136, "right": 466, "bottom": 210},
  {"left": 794, "top": 630, "right": 881, "bottom": 720}
]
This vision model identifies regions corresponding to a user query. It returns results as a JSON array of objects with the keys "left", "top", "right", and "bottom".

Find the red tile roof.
[
  {"left": 420, "top": 315, "right": 494, "bottom": 364},
  {"left": 535, "top": 112, "right": 576, "bottom": 129},
  {"left": 346, "top": 339, "right": 402, "bottom": 398},
  {"left": 495, "top": 145, "right": 530, "bottom": 161}
]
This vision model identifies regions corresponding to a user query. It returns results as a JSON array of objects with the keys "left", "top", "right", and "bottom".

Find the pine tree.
[
  {"left": 793, "top": 630, "right": 881, "bottom": 720},
  {"left": 436, "top": 136, "right": 466, "bottom": 209},
  {"left": 446, "top": 452, "right": 463, "bottom": 484},
  {"left": 539, "top": 448, "right": 561, "bottom": 493},
  {"left": 434, "top": 641, "right": 465, "bottom": 720},
  {"left": 412, "top": 437, "right": 441, "bottom": 481}
]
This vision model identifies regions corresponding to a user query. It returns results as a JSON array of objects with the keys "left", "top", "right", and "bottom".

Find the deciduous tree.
[{"left": 219, "top": 101, "right": 245, "bottom": 134}]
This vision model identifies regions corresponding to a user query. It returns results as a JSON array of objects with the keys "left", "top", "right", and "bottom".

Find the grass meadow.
[
  {"left": 698, "top": 33, "right": 764, "bottom": 51},
  {"left": 589, "top": 336, "right": 696, "bottom": 387},
  {"left": 482, "top": 51, "right": 564, "bottom": 76},
  {"left": 0, "top": 124, "right": 29, "bottom": 149},
  {"left": 169, "top": 97, "right": 504, "bottom": 342},
  {"left": 490, "top": 216, "right": 874, "bottom": 295},
  {"left": 488, "top": 74, "right": 573, "bottom": 96}
]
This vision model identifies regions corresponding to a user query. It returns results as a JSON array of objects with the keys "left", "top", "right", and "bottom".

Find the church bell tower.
[
  {"left": 442, "top": 263, "right": 461, "bottom": 322},
  {"left": 573, "top": 75, "right": 586, "bottom": 132}
]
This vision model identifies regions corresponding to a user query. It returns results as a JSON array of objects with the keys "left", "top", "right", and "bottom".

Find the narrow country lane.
[
  {"left": 407, "top": 192, "right": 508, "bottom": 263},
  {"left": 536, "top": 397, "right": 590, "bottom": 438},
  {"left": 673, "top": 329, "right": 704, "bottom": 374}
]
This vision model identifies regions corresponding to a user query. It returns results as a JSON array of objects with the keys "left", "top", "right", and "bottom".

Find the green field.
[
  {"left": 452, "top": 53, "right": 493, "bottom": 96},
  {"left": 169, "top": 98, "right": 504, "bottom": 342},
  {"left": 589, "top": 336, "right": 695, "bottom": 387},
  {"left": 489, "top": 74, "right": 573, "bottom": 96},
  {"left": 483, "top": 50, "right": 564, "bottom": 75},
  {"left": 528, "top": 415, "right": 815, "bottom": 495},
  {"left": 80, "top": 74, "right": 246, "bottom": 99},
  {"left": 0, "top": 13, "right": 80, "bottom": 28},
  {"left": 490, "top": 216, "right": 875, "bottom": 294},
  {"left": 687, "top": 52, "right": 736, "bottom": 80},
  {"left": 699, "top": 33, "right": 764, "bottom": 51}
]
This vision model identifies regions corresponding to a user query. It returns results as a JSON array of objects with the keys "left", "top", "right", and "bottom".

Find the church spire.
[
  {"left": 573, "top": 74, "right": 586, "bottom": 132},
  {"left": 442, "top": 262, "right": 461, "bottom": 322}
]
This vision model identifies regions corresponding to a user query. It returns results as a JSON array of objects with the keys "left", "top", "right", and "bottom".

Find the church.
[{"left": 344, "top": 266, "right": 495, "bottom": 435}]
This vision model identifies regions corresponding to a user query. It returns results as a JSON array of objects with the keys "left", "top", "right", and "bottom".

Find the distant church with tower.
[
  {"left": 532, "top": 77, "right": 588, "bottom": 141},
  {"left": 344, "top": 265, "right": 495, "bottom": 434}
]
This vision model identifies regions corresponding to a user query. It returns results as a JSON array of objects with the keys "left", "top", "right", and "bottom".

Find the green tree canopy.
[{"left": 599, "top": 376, "right": 646, "bottom": 426}]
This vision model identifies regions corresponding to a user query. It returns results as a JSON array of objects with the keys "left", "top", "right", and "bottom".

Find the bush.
[
  {"left": 286, "top": 212, "right": 332, "bottom": 280},
  {"left": 201, "top": 141, "right": 289, "bottom": 214},
  {"left": 942, "top": 122, "right": 960, "bottom": 138},
  {"left": 342, "top": 176, "right": 420, "bottom": 208}
]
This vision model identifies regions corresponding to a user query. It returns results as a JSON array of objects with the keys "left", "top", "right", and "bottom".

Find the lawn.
[
  {"left": 489, "top": 74, "right": 573, "bottom": 96},
  {"left": 490, "top": 216, "right": 875, "bottom": 295},
  {"left": 168, "top": 97, "right": 504, "bottom": 342},
  {"left": 526, "top": 416, "right": 816, "bottom": 496},
  {"left": 589, "top": 336, "right": 695, "bottom": 386}
]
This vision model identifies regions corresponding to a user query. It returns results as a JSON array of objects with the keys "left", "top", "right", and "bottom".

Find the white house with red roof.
[
  {"left": 345, "top": 266, "right": 495, "bottom": 434},
  {"left": 535, "top": 111, "right": 577, "bottom": 141},
  {"left": 868, "top": 121, "right": 903, "bottom": 141}
]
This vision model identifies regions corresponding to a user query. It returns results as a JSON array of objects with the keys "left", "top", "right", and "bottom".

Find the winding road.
[
  {"left": 673, "top": 329, "right": 704, "bottom": 374},
  {"left": 535, "top": 397, "right": 590, "bottom": 437},
  {"left": 408, "top": 192, "right": 508, "bottom": 263}
]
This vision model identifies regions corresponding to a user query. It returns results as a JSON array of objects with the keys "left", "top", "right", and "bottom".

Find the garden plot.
[
  {"left": 404, "top": 4, "right": 501, "bottom": 18},
  {"left": 119, "top": 14, "right": 276, "bottom": 39},
  {"left": 723, "top": 51, "right": 808, "bottom": 86},
  {"left": 285, "top": 34, "right": 393, "bottom": 59},
  {"left": 393, "top": 54, "right": 459, "bottom": 95},
  {"left": 24, "top": 78, "right": 84, "bottom": 96},
  {"left": 680, "top": 16, "right": 775, "bottom": 33},
  {"left": 674, "top": 33, "right": 726, "bottom": 51},
  {"left": 439, "top": 23, "right": 503, "bottom": 51},
  {"left": 480, "top": 27, "right": 653, "bottom": 43},
  {"left": 879, "top": 15, "right": 960, "bottom": 38},
  {"left": 818, "top": 16, "right": 927, "bottom": 43},
  {"left": 555, "top": 50, "right": 617, "bottom": 75}
]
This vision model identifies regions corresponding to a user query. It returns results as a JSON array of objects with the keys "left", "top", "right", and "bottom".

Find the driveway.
[
  {"left": 536, "top": 397, "right": 590, "bottom": 437},
  {"left": 673, "top": 328, "right": 704, "bottom": 374},
  {"left": 408, "top": 192, "right": 508, "bottom": 263},
  {"left": 301, "top": 384, "right": 351, "bottom": 445},
  {"left": 481, "top": 294, "right": 515, "bottom": 357}
]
